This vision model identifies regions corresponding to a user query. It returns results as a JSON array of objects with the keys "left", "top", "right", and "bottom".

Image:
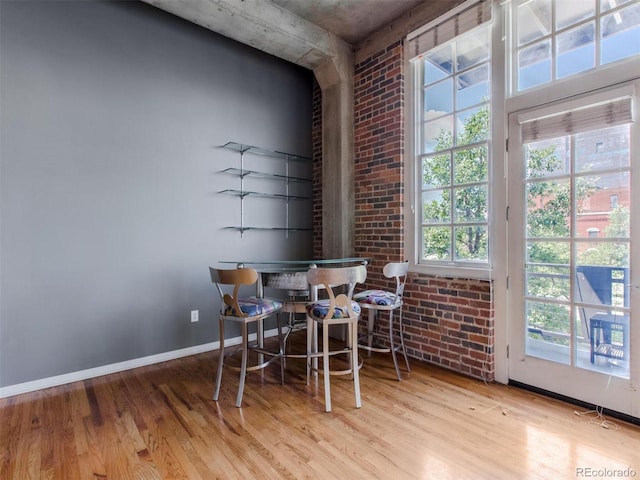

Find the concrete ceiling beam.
[{"left": 141, "top": 0, "right": 348, "bottom": 71}]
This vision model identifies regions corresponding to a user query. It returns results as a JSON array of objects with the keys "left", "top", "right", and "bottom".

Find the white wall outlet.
[{"left": 190, "top": 310, "right": 199, "bottom": 323}]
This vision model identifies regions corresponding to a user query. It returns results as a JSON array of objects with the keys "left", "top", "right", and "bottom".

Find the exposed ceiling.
[
  {"left": 143, "top": 0, "right": 455, "bottom": 73},
  {"left": 269, "top": 0, "right": 425, "bottom": 45}
]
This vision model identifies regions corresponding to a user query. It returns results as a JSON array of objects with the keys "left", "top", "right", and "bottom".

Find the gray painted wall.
[{"left": 0, "top": 0, "right": 313, "bottom": 387}]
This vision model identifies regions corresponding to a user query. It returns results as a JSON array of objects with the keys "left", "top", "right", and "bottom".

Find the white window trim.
[
  {"left": 506, "top": 0, "right": 640, "bottom": 97},
  {"left": 404, "top": 0, "right": 505, "bottom": 281},
  {"left": 499, "top": 3, "right": 640, "bottom": 386},
  {"left": 405, "top": 0, "right": 640, "bottom": 281},
  {"left": 506, "top": 57, "right": 640, "bottom": 114}
]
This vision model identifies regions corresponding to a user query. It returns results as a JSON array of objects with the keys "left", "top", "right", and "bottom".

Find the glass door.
[{"left": 507, "top": 85, "right": 639, "bottom": 418}]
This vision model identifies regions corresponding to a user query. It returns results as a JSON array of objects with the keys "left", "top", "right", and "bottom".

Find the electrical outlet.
[{"left": 191, "top": 310, "right": 199, "bottom": 323}]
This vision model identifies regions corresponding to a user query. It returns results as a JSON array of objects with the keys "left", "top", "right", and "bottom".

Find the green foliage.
[
  {"left": 458, "top": 106, "right": 489, "bottom": 145},
  {"left": 525, "top": 143, "right": 630, "bottom": 341},
  {"left": 422, "top": 104, "right": 630, "bottom": 342},
  {"left": 422, "top": 107, "right": 489, "bottom": 261},
  {"left": 525, "top": 144, "right": 576, "bottom": 335},
  {"left": 579, "top": 205, "right": 630, "bottom": 267}
]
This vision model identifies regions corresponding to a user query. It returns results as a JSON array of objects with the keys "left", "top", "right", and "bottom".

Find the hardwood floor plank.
[
  {"left": 73, "top": 416, "right": 107, "bottom": 480},
  {"left": 9, "top": 394, "right": 42, "bottom": 480},
  {"left": 1, "top": 336, "right": 639, "bottom": 480},
  {"left": 0, "top": 396, "right": 20, "bottom": 479}
]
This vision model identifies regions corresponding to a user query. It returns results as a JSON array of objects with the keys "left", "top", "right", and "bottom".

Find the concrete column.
[{"left": 314, "top": 49, "right": 355, "bottom": 260}]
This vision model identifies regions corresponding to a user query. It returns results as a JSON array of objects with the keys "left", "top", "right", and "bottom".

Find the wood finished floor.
[{"left": 1, "top": 332, "right": 639, "bottom": 480}]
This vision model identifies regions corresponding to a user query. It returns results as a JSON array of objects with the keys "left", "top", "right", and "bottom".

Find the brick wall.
[
  {"left": 351, "top": 40, "right": 495, "bottom": 381},
  {"left": 354, "top": 41, "right": 405, "bottom": 270},
  {"left": 404, "top": 276, "right": 494, "bottom": 380}
]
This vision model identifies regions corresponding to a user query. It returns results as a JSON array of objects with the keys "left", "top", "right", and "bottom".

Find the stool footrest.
[
  {"left": 358, "top": 342, "right": 391, "bottom": 353},
  {"left": 223, "top": 345, "right": 283, "bottom": 373},
  {"left": 308, "top": 357, "right": 364, "bottom": 377}
]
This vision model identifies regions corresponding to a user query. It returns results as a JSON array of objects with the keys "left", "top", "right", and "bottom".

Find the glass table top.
[{"left": 219, "top": 257, "right": 370, "bottom": 271}]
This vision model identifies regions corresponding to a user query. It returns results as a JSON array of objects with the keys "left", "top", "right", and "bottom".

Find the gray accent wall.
[{"left": 0, "top": 0, "right": 313, "bottom": 387}]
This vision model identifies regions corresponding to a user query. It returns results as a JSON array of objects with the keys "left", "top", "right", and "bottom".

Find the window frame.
[
  {"left": 405, "top": 0, "right": 640, "bottom": 281},
  {"left": 405, "top": 0, "right": 501, "bottom": 280},
  {"left": 508, "top": 0, "right": 640, "bottom": 96}
]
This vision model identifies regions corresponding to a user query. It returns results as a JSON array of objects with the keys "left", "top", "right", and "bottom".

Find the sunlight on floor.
[
  {"left": 526, "top": 423, "right": 635, "bottom": 477},
  {"left": 421, "top": 454, "right": 459, "bottom": 479}
]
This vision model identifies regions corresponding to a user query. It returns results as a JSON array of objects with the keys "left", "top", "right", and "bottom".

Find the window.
[
  {"left": 408, "top": 0, "right": 492, "bottom": 268},
  {"left": 512, "top": 0, "right": 640, "bottom": 93},
  {"left": 611, "top": 194, "right": 619, "bottom": 208},
  {"left": 406, "top": 0, "right": 638, "bottom": 279}
]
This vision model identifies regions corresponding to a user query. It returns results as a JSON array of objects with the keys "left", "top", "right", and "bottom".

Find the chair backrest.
[
  {"left": 307, "top": 265, "right": 367, "bottom": 317},
  {"left": 209, "top": 267, "right": 259, "bottom": 317},
  {"left": 383, "top": 261, "right": 409, "bottom": 300},
  {"left": 575, "top": 270, "right": 608, "bottom": 341}
]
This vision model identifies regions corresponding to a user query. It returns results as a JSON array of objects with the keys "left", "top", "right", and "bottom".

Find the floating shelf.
[
  {"left": 220, "top": 168, "right": 311, "bottom": 184},
  {"left": 221, "top": 141, "right": 310, "bottom": 163},
  {"left": 222, "top": 226, "right": 313, "bottom": 232},
  {"left": 219, "top": 189, "right": 309, "bottom": 201},
  {"left": 219, "top": 142, "right": 312, "bottom": 235}
]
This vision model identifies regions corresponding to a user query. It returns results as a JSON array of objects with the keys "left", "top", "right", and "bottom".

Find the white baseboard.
[{"left": 0, "top": 328, "right": 280, "bottom": 399}]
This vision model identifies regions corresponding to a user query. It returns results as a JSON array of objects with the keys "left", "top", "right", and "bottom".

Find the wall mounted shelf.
[
  {"left": 219, "top": 189, "right": 309, "bottom": 200},
  {"left": 219, "top": 142, "right": 312, "bottom": 235},
  {"left": 220, "top": 167, "right": 310, "bottom": 184},
  {"left": 222, "top": 226, "right": 312, "bottom": 232},
  {"left": 221, "top": 141, "right": 310, "bottom": 162}
]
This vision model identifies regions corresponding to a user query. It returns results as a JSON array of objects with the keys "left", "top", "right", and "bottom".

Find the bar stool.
[
  {"left": 353, "top": 261, "right": 411, "bottom": 381},
  {"left": 305, "top": 264, "right": 367, "bottom": 412},
  {"left": 209, "top": 266, "right": 284, "bottom": 407}
]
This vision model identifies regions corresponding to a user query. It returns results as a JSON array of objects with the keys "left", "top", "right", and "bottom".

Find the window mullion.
[
  {"left": 595, "top": 1, "right": 602, "bottom": 68},
  {"left": 451, "top": 38, "right": 457, "bottom": 248},
  {"left": 551, "top": 0, "right": 557, "bottom": 84}
]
